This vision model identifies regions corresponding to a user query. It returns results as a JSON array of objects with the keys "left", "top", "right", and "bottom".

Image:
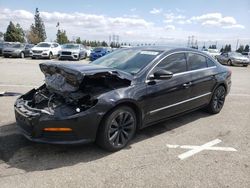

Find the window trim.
[
  {"left": 145, "top": 51, "right": 217, "bottom": 82},
  {"left": 153, "top": 52, "right": 188, "bottom": 75},
  {"left": 186, "top": 52, "right": 208, "bottom": 71}
]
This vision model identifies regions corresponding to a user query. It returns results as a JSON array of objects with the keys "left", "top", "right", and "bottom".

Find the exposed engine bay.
[{"left": 17, "top": 63, "right": 131, "bottom": 117}]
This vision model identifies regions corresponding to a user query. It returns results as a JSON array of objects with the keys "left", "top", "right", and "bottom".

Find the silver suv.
[{"left": 58, "top": 43, "right": 87, "bottom": 60}]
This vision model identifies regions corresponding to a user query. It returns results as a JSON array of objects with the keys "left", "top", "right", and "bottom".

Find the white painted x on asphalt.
[{"left": 166, "top": 139, "right": 237, "bottom": 160}]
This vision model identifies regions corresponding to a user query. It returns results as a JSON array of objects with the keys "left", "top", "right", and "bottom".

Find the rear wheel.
[
  {"left": 20, "top": 52, "right": 25, "bottom": 58},
  {"left": 243, "top": 64, "right": 248, "bottom": 67},
  {"left": 207, "top": 86, "right": 226, "bottom": 114},
  {"left": 96, "top": 106, "right": 137, "bottom": 151}
]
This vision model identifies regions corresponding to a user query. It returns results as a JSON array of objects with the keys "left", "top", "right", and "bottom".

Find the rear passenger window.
[
  {"left": 156, "top": 53, "right": 187, "bottom": 74},
  {"left": 187, "top": 53, "right": 207, "bottom": 70},
  {"left": 206, "top": 58, "right": 216, "bottom": 67}
]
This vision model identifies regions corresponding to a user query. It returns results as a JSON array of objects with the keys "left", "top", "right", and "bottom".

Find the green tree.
[
  {"left": 27, "top": 8, "right": 46, "bottom": 44},
  {"left": 101, "top": 41, "right": 108, "bottom": 47},
  {"left": 34, "top": 8, "right": 46, "bottom": 42},
  {"left": 76, "top": 37, "right": 81, "bottom": 44},
  {"left": 4, "top": 21, "right": 25, "bottom": 42},
  {"left": 0, "top": 31, "right": 3, "bottom": 40},
  {"left": 56, "top": 29, "right": 68, "bottom": 44},
  {"left": 236, "top": 45, "right": 244, "bottom": 53},
  {"left": 244, "top": 45, "right": 249, "bottom": 52}
]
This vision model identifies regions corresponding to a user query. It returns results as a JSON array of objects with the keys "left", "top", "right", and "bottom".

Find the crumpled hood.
[{"left": 39, "top": 62, "right": 133, "bottom": 93}]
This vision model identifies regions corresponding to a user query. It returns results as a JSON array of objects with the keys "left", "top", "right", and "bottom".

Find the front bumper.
[
  {"left": 31, "top": 52, "right": 50, "bottom": 58},
  {"left": 90, "top": 54, "right": 104, "bottom": 61},
  {"left": 232, "top": 60, "right": 249, "bottom": 65},
  {"left": 59, "top": 54, "right": 79, "bottom": 60},
  {"left": 3, "top": 51, "right": 20, "bottom": 57},
  {"left": 14, "top": 99, "right": 103, "bottom": 144}
]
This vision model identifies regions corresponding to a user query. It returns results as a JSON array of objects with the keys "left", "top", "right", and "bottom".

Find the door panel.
[
  {"left": 186, "top": 53, "right": 217, "bottom": 108},
  {"left": 144, "top": 73, "right": 192, "bottom": 125}
]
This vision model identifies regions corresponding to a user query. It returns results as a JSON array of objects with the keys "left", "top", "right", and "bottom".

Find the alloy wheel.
[
  {"left": 108, "top": 111, "right": 135, "bottom": 147},
  {"left": 213, "top": 87, "right": 226, "bottom": 112}
]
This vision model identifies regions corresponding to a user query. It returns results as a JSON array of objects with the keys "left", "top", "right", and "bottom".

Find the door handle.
[{"left": 183, "top": 82, "right": 192, "bottom": 88}]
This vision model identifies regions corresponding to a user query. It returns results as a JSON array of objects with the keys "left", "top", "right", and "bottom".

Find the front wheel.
[
  {"left": 227, "top": 60, "right": 233, "bottom": 66},
  {"left": 48, "top": 52, "right": 53, "bottom": 59},
  {"left": 96, "top": 106, "right": 137, "bottom": 151},
  {"left": 207, "top": 86, "right": 226, "bottom": 114},
  {"left": 243, "top": 64, "right": 248, "bottom": 67}
]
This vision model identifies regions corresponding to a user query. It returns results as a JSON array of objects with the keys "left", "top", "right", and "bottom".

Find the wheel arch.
[
  {"left": 212, "top": 82, "right": 228, "bottom": 96},
  {"left": 98, "top": 100, "right": 143, "bottom": 133}
]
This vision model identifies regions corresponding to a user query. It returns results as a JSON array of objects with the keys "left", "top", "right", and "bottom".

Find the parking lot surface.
[{"left": 0, "top": 57, "right": 249, "bottom": 188}]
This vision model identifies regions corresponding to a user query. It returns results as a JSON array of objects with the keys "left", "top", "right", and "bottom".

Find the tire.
[
  {"left": 243, "top": 64, "right": 248, "bottom": 67},
  {"left": 48, "top": 52, "right": 53, "bottom": 59},
  {"left": 96, "top": 106, "right": 137, "bottom": 152},
  {"left": 84, "top": 53, "right": 87, "bottom": 59},
  {"left": 20, "top": 52, "right": 25, "bottom": 58},
  {"left": 207, "top": 86, "right": 226, "bottom": 114},
  {"left": 227, "top": 59, "right": 232, "bottom": 66},
  {"left": 77, "top": 54, "right": 81, "bottom": 61},
  {"left": 4, "top": 55, "right": 9, "bottom": 58},
  {"left": 31, "top": 57, "right": 36, "bottom": 59}
]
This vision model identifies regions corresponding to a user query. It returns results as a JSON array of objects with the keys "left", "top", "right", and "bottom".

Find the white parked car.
[
  {"left": 202, "top": 48, "right": 220, "bottom": 59},
  {"left": 31, "top": 42, "right": 61, "bottom": 59}
]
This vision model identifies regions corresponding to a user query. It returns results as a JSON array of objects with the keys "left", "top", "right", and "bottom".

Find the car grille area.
[
  {"left": 32, "top": 50, "right": 43, "bottom": 53},
  {"left": 61, "top": 51, "right": 72, "bottom": 55}
]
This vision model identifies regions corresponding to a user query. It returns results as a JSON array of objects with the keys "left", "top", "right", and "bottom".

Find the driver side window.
[{"left": 156, "top": 53, "right": 187, "bottom": 74}]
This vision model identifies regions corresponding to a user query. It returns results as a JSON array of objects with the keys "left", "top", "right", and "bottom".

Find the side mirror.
[{"left": 153, "top": 69, "right": 173, "bottom": 80}]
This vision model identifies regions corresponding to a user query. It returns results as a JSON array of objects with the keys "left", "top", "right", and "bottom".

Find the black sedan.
[{"left": 15, "top": 47, "right": 231, "bottom": 151}]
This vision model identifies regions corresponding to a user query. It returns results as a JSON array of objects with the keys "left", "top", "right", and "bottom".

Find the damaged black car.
[{"left": 15, "top": 47, "right": 231, "bottom": 151}]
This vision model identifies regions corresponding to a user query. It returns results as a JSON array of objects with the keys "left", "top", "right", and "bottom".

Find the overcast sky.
[{"left": 0, "top": 0, "right": 250, "bottom": 48}]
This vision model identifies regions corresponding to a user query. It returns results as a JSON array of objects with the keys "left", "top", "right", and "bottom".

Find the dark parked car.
[
  {"left": 15, "top": 47, "right": 231, "bottom": 151},
  {"left": 3, "top": 43, "right": 34, "bottom": 58},
  {"left": 90, "top": 47, "right": 110, "bottom": 61},
  {"left": 216, "top": 52, "right": 249, "bottom": 67}
]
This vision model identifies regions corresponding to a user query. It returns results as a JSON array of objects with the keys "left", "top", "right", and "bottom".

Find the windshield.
[
  {"left": 230, "top": 52, "right": 244, "bottom": 57},
  {"left": 62, "top": 44, "right": 79, "bottom": 49},
  {"left": 91, "top": 48, "right": 162, "bottom": 75},
  {"left": 12, "top": 44, "right": 24, "bottom": 48},
  {"left": 36, "top": 43, "right": 51, "bottom": 47}
]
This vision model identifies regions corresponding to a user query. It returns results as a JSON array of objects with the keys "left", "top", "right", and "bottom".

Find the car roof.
[{"left": 122, "top": 46, "right": 202, "bottom": 53}]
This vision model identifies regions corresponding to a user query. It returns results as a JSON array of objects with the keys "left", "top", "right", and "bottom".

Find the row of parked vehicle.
[
  {"left": 0, "top": 41, "right": 112, "bottom": 61},
  {"left": 202, "top": 48, "right": 250, "bottom": 67}
]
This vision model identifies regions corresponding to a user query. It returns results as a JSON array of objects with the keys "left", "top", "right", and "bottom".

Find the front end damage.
[{"left": 14, "top": 62, "right": 131, "bottom": 144}]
